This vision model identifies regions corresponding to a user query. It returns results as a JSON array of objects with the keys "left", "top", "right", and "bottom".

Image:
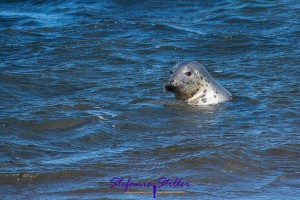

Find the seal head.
[{"left": 165, "top": 61, "right": 232, "bottom": 105}]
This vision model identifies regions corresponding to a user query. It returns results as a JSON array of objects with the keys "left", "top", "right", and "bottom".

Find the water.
[{"left": 0, "top": 0, "right": 299, "bottom": 199}]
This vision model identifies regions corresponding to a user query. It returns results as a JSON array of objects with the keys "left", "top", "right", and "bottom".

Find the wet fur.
[{"left": 165, "top": 61, "right": 232, "bottom": 105}]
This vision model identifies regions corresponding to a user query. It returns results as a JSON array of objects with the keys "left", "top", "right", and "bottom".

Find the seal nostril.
[
  {"left": 165, "top": 81, "right": 176, "bottom": 92},
  {"left": 165, "top": 84, "right": 171, "bottom": 91}
]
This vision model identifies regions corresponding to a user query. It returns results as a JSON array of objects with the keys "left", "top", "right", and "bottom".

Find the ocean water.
[{"left": 0, "top": 0, "right": 299, "bottom": 199}]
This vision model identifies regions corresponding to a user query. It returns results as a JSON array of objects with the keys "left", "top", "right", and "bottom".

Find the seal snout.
[{"left": 165, "top": 79, "right": 178, "bottom": 92}]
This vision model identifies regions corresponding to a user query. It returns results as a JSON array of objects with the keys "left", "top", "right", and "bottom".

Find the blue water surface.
[{"left": 0, "top": 0, "right": 299, "bottom": 199}]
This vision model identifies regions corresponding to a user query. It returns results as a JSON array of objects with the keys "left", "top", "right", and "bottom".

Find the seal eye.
[
  {"left": 185, "top": 72, "right": 192, "bottom": 76},
  {"left": 170, "top": 71, "right": 173, "bottom": 75}
]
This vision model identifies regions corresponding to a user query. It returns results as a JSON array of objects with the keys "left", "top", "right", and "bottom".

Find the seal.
[{"left": 165, "top": 61, "right": 232, "bottom": 105}]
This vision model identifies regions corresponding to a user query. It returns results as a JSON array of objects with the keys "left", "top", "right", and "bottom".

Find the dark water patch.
[
  {"left": 36, "top": 170, "right": 101, "bottom": 182},
  {"left": 267, "top": 173, "right": 300, "bottom": 188},
  {"left": 17, "top": 117, "right": 96, "bottom": 132},
  {"left": 55, "top": 103, "right": 92, "bottom": 111},
  {"left": 153, "top": 145, "right": 213, "bottom": 155},
  {"left": 254, "top": 146, "right": 300, "bottom": 157},
  {"left": 0, "top": 170, "right": 99, "bottom": 185},
  {"left": 0, "top": 172, "right": 38, "bottom": 185}
]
